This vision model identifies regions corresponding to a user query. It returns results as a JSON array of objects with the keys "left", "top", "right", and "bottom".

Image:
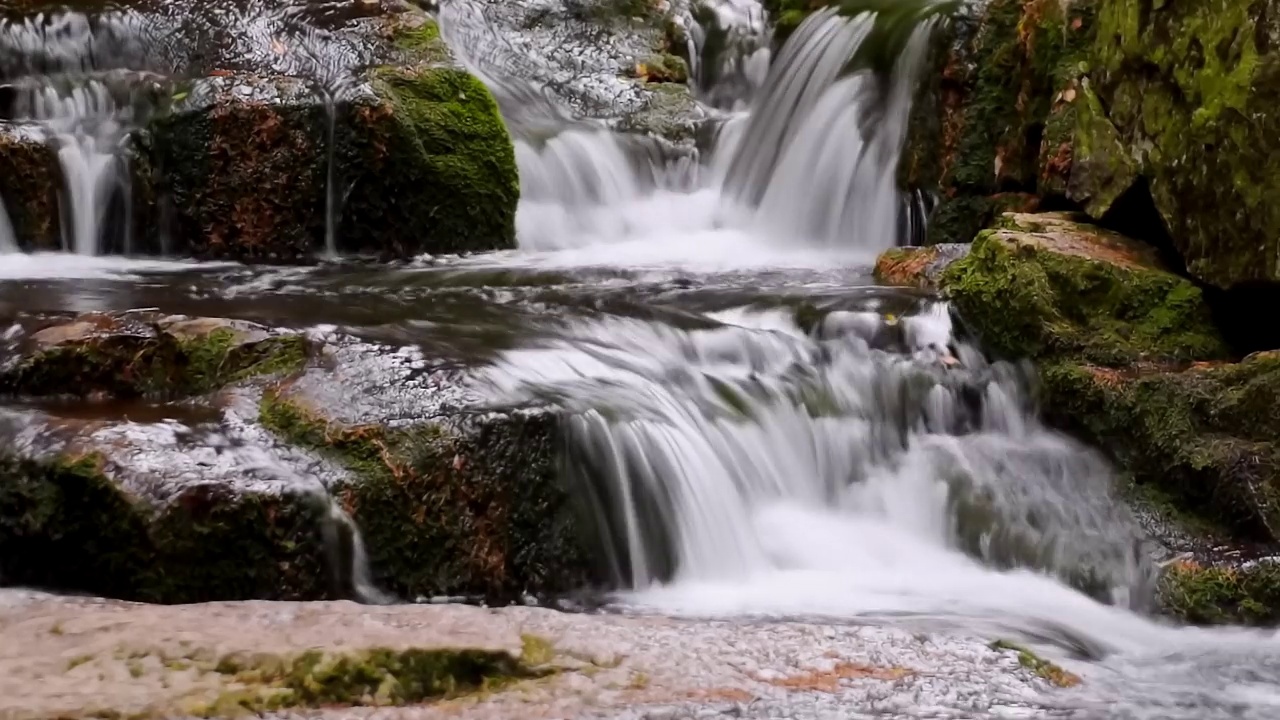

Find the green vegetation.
[
  {"left": 989, "top": 640, "right": 1081, "bottom": 688},
  {"left": 190, "top": 647, "right": 539, "bottom": 715},
  {"left": 939, "top": 215, "right": 1227, "bottom": 365},
  {"left": 257, "top": 388, "right": 593, "bottom": 602},
  {"left": 1159, "top": 560, "right": 1280, "bottom": 626}
]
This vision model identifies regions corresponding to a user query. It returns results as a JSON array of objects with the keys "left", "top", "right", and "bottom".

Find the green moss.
[
  {"left": 1041, "top": 355, "right": 1280, "bottom": 541},
  {"left": 193, "top": 647, "right": 534, "bottom": 715},
  {"left": 988, "top": 640, "right": 1080, "bottom": 687},
  {"left": 520, "top": 634, "right": 556, "bottom": 666},
  {"left": 939, "top": 217, "right": 1227, "bottom": 365},
  {"left": 0, "top": 326, "right": 308, "bottom": 400},
  {"left": 340, "top": 66, "right": 517, "bottom": 256},
  {"left": 1159, "top": 561, "right": 1280, "bottom": 626},
  {"left": 392, "top": 19, "right": 451, "bottom": 65},
  {"left": 632, "top": 53, "right": 690, "bottom": 83},
  {"left": 0, "top": 451, "right": 333, "bottom": 603},
  {"left": 257, "top": 389, "right": 594, "bottom": 602},
  {"left": 1079, "top": 0, "right": 1280, "bottom": 287}
]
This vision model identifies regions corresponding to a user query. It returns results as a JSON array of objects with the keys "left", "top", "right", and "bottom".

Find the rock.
[
  {"left": 0, "top": 122, "right": 58, "bottom": 250},
  {"left": 1068, "top": 0, "right": 1280, "bottom": 289},
  {"left": 133, "top": 14, "right": 517, "bottom": 261},
  {"left": 934, "top": 212, "right": 1227, "bottom": 365},
  {"left": 0, "top": 311, "right": 308, "bottom": 399},
  {"left": 0, "top": 590, "right": 1072, "bottom": 720},
  {"left": 0, "top": 5, "right": 518, "bottom": 261},
  {"left": 0, "top": 314, "right": 594, "bottom": 604},
  {"left": 1041, "top": 352, "right": 1280, "bottom": 545},
  {"left": 1158, "top": 557, "right": 1280, "bottom": 627},
  {"left": 873, "top": 242, "right": 971, "bottom": 290},
  {"left": 257, "top": 332, "right": 596, "bottom": 603},
  {"left": 900, "top": 0, "right": 1096, "bottom": 244}
]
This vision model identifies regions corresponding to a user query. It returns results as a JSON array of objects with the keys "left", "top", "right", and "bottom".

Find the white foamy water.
[{"left": 0, "top": 198, "right": 16, "bottom": 254}]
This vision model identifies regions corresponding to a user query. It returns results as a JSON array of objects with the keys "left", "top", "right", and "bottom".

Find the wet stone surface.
[{"left": 0, "top": 589, "right": 1079, "bottom": 720}]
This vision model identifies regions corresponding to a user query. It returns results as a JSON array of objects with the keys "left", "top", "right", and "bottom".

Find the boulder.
[
  {"left": 935, "top": 212, "right": 1227, "bottom": 365},
  {"left": 0, "top": 123, "right": 58, "bottom": 250},
  {"left": 257, "top": 332, "right": 595, "bottom": 603},
  {"left": 1068, "top": 0, "right": 1280, "bottom": 289}
]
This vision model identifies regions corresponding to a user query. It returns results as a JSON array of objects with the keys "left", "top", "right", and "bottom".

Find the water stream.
[{"left": 1, "top": 1, "right": 1279, "bottom": 717}]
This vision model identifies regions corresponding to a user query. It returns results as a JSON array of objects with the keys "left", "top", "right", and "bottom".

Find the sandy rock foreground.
[{"left": 0, "top": 590, "right": 1079, "bottom": 719}]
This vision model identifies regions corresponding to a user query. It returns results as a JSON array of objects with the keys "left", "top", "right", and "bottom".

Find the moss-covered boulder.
[
  {"left": 937, "top": 212, "right": 1227, "bottom": 365},
  {"left": 1065, "top": 0, "right": 1280, "bottom": 289},
  {"left": 256, "top": 336, "right": 595, "bottom": 603},
  {"left": 1041, "top": 353, "right": 1280, "bottom": 544},
  {"left": 136, "top": 16, "right": 517, "bottom": 261},
  {"left": 0, "top": 123, "right": 59, "bottom": 250},
  {"left": 0, "top": 311, "right": 307, "bottom": 399}
]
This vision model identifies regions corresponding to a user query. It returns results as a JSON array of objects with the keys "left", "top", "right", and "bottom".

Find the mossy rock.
[
  {"left": 1069, "top": 0, "right": 1280, "bottom": 289},
  {"left": 1041, "top": 353, "right": 1280, "bottom": 542},
  {"left": 1158, "top": 559, "right": 1280, "bottom": 627},
  {"left": 0, "top": 123, "right": 60, "bottom": 250},
  {"left": 938, "top": 212, "right": 1228, "bottom": 366},
  {"left": 0, "top": 452, "right": 335, "bottom": 603},
  {"left": 0, "top": 312, "right": 309, "bottom": 399},
  {"left": 258, "top": 384, "right": 595, "bottom": 602},
  {"left": 900, "top": 0, "right": 1095, "bottom": 240},
  {"left": 134, "top": 17, "right": 517, "bottom": 262}
]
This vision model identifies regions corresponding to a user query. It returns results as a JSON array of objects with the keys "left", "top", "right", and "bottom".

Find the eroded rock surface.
[{"left": 0, "top": 589, "right": 1077, "bottom": 720}]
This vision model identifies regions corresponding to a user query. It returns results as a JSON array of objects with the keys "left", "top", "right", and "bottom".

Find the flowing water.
[{"left": 1, "top": 1, "right": 1279, "bottom": 718}]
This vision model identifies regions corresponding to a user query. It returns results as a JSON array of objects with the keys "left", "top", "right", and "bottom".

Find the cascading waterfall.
[
  {"left": 0, "top": 197, "right": 16, "bottom": 254},
  {"left": 471, "top": 301, "right": 1159, "bottom": 618},
  {"left": 0, "top": 12, "right": 158, "bottom": 255}
]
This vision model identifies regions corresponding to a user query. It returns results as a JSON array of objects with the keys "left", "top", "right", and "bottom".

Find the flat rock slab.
[{"left": 0, "top": 590, "right": 1073, "bottom": 720}]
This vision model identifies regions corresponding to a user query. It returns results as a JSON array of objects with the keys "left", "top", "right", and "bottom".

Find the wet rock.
[
  {"left": 1041, "top": 353, "right": 1280, "bottom": 547},
  {"left": 913, "top": 212, "right": 1227, "bottom": 366},
  {"left": 1, "top": 591, "right": 1067, "bottom": 720},
  {"left": 133, "top": 13, "right": 517, "bottom": 261},
  {"left": 0, "top": 394, "right": 344, "bottom": 603},
  {"left": 1158, "top": 557, "right": 1280, "bottom": 627},
  {"left": 0, "top": 122, "right": 58, "bottom": 249},
  {"left": 899, "top": 0, "right": 1095, "bottom": 244},
  {"left": 257, "top": 333, "right": 596, "bottom": 603},
  {"left": 1067, "top": 0, "right": 1280, "bottom": 289},
  {"left": 873, "top": 242, "right": 970, "bottom": 290},
  {"left": 0, "top": 311, "right": 308, "bottom": 399}
]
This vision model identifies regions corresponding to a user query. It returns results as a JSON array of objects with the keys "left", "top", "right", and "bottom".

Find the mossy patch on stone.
[
  {"left": 939, "top": 213, "right": 1227, "bottom": 365},
  {"left": 191, "top": 646, "right": 537, "bottom": 714},
  {"left": 1073, "top": 0, "right": 1280, "bottom": 288},
  {"left": 988, "top": 640, "right": 1081, "bottom": 688},
  {"left": 1158, "top": 559, "right": 1280, "bottom": 627},
  {"left": 1041, "top": 353, "right": 1280, "bottom": 542},
  {"left": 0, "top": 314, "right": 308, "bottom": 400},
  {"left": 257, "top": 386, "right": 594, "bottom": 602}
]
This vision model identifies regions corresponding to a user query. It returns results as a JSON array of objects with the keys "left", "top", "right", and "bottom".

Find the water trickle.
[{"left": 0, "top": 194, "right": 16, "bottom": 254}]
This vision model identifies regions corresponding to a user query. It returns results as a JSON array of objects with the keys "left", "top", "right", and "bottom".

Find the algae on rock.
[{"left": 258, "top": 385, "right": 594, "bottom": 603}]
